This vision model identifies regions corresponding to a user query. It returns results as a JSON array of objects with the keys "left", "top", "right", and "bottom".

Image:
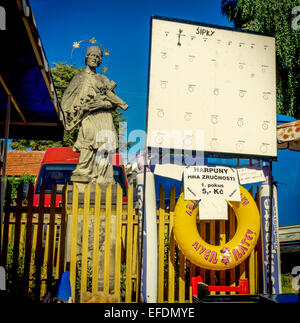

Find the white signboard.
[
  {"left": 183, "top": 165, "right": 240, "bottom": 201},
  {"left": 154, "top": 164, "right": 184, "bottom": 181},
  {"left": 198, "top": 199, "right": 228, "bottom": 220},
  {"left": 237, "top": 166, "right": 266, "bottom": 184},
  {"left": 146, "top": 16, "right": 277, "bottom": 158}
]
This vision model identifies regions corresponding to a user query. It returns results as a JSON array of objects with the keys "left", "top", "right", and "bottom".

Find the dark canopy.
[{"left": 0, "top": 0, "right": 64, "bottom": 140}]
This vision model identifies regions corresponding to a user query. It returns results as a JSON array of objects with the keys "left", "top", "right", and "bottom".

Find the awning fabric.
[
  {"left": 0, "top": 0, "right": 64, "bottom": 140},
  {"left": 277, "top": 120, "right": 300, "bottom": 151}
]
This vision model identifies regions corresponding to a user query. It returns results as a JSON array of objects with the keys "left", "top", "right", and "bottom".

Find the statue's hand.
[
  {"left": 81, "top": 102, "right": 91, "bottom": 112},
  {"left": 99, "top": 86, "right": 108, "bottom": 95},
  {"left": 102, "top": 100, "right": 113, "bottom": 109},
  {"left": 92, "top": 98, "right": 113, "bottom": 109}
]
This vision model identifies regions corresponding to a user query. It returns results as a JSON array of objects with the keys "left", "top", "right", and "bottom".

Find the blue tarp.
[
  {"left": 274, "top": 114, "right": 300, "bottom": 226},
  {"left": 0, "top": 0, "right": 63, "bottom": 140}
]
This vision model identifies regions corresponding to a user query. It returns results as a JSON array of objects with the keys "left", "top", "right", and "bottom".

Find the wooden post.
[
  {"left": 92, "top": 184, "right": 101, "bottom": 292},
  {"left": 125, "top": 185, "right": 134, "bottom": 302},
  {"left": 168, "top": 186, "right": 175, "bottom": 303},
  {"left": 70, "top": 184, "right": 79, "bottom": 301},
  {"left": 46, "top": 183, "right": 57, "bottom": 291},
  {"left": 23, "top": 183, "right": 34, "bottom": 296},
  {"left": 12, "top": 184, "right": 23, "bottom": 295},
  {"left": 103, "top": 184, "right": 112, "bottom": 294},
  {"left": 158, "top": 185, "right": 165, "bottom": 303},
  {"left": 209, "top": 220, "right": 216, "bottom": 294},
  {"left": 58, "top": 184, "right": 68, "bottom": 277},
  {"left": 34, "top": 183, "right": 45, "bottom": 301},
  {"left": 0, "top": 180, "right": 11, "bottom": 268},
  {"left": 113, "top": 184, "right": 122, "bottom": 299},
  {"left": 229, "top": 206, "right": 237, "bottom": 294},
  {"left": 80, "top": 183, "right": 91, "bottom": 300},
  {"left": 0, "top": 94, "right": 11, "bottom": 254}
]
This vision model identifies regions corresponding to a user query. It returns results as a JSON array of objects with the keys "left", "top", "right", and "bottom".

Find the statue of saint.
[{"left": 61, "top": 46, "right": 128, "bottom": 184}]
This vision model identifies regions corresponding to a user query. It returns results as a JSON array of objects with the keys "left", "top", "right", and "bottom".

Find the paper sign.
[
  {"left": 198, "top": 199, "right": 228, "bottom": 220},
  {"left": 154, "top": 164, "right": 184, "bottom": 181},
  {"left": 237, "top": 166, "right": 266, "bottom": 185},
  {"left": 183, "top": 166, "right": 241, "bottom": 201}
]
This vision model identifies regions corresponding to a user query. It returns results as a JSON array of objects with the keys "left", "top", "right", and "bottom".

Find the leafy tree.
[
  {"left": 10, "top": 63, "right": 127, "bottom": 150},
  {"left": 9, "top": 139, "right": 62, "bottom": 151},
  {"left": 5, "top": 173, "right": 35, "bottom": 204},
  {"left": 221, "top": 0, "right": 300, "bottom": 118},
  {"left": 51, "top": 62, "right": 83, "bottom": 103}
]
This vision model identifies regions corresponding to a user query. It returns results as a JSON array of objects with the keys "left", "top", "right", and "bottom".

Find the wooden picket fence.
[
  {"left": 65, "top": 183, "right": 140, "bottom": 303},
  {"left": 156, "top": 185, "right": 262, "bottom": 302},
  {"left": 0, "top": 182, "right": 67, "bottom": 301},
  {"left": 0, "top": 181, "right": 263, "bottom": 303}
]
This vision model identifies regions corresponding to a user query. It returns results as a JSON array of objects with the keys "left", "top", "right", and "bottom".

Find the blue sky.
[{"left": 30, "top": 0, "right": 232, "bottom": 138}]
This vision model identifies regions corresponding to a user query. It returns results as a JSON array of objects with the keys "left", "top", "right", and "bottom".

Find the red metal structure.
[{"left": 191, "top": 275, "right": 249, "bottom": 296}]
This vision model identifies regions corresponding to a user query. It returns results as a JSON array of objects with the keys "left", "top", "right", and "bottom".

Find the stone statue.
[{"left": 61, "top": 46, "right": 128, "bottom": 184}]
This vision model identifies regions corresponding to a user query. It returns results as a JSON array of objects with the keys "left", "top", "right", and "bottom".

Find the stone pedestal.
[{"left": 65, "top": 183, "right": 123, "bottom": 292}]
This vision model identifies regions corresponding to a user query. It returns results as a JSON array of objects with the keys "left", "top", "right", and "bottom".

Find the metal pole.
[
  {"left": 0, "top": 94, "right": 11, "bottom": 256},
  {"left": 137, "top": 153, "right": 147, "bottom": 303},
  {"left": 267, "top": 161, "right": 273, "bottom": 295}
]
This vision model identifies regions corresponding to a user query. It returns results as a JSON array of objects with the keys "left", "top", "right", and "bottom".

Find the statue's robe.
[{"left": 61, "top": 70, "right": 119, "bottom": 184}]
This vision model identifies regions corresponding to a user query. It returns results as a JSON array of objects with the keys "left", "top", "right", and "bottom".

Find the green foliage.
[
  {"left": 75, "top": 253, "right": 93, "bottom": 302},
  {"left": 120, "top": 263, "right": 127, "bottom": 301},
  {"left": 51, "top": 62, "right": 84, "bottom": 102},
  {"left": 6, "top": 173, "right": 35, "bottom": 204},
  {"left": 221, "top": 0, "right": 300, "bottom": 118},
  {"left": 5, "top": 234, "right": 38, "bottom": 301},
  {"left": 9, "top": 140, "right": 61, "bottom": 151},
  {"left": 281, "top": 273, "right": 298, "bottom": 293}
]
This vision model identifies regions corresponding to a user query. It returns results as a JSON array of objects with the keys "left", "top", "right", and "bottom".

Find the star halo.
[{"left": 70, "top": 37, "right": 110, "bottom": 73}]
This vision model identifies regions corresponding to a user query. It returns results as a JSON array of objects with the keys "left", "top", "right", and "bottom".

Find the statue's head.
[{"left": 85, "top": 46, "right": 102, "bottom": 68}]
